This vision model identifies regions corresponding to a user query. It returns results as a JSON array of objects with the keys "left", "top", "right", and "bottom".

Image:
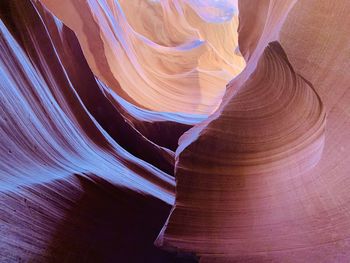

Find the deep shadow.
[{"left": 45, "top": 175, "right": 197, "bottom": 263}]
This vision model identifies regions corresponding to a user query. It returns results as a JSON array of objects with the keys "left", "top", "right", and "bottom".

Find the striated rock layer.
[
  {"left": 158, "top": 0, "right": 350, "bottom": 262},
  {"left": 0, "top": 1, "right": 193, "bottom": 261},
  {"left": 39, "top": 0, "right": 245, "bottom": 114},
  {"left": 0, "top": 0, "right": 350, "bottom": 262},
  {"left": 157, "top": 41, "right": 326, "bottom": 257}
]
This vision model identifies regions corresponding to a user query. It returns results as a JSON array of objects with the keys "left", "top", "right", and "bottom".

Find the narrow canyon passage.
[{"left": 0, "top": 1, "right": 349, "bottom": 262}]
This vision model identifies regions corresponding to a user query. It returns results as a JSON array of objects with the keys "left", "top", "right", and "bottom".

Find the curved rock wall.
[{"left": 0, "top": 0, "right": 349, "bottom": 262}]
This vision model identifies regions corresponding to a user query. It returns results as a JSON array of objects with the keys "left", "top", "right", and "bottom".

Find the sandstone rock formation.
[{"left": 0, "top": 0, "right": 349, "bottom": 262}]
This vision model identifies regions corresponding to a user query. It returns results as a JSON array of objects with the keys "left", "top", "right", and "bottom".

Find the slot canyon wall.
[{"left": 0, "top": 0, "right": 349, "bottom": 262}]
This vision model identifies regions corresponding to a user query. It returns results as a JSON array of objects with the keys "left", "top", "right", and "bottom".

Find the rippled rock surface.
[{"left": 0, "top": 0, "right": 349, "bottom": 262}]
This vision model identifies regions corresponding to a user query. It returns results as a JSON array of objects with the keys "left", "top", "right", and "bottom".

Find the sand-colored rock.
[{"left": 0, "top": 0, "right": 349, "bottom": 262}]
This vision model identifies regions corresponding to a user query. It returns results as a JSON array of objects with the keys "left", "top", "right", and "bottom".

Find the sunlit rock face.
[
  {"left": 39, "top": 0, "right": 245, "bottom": 114},
  {"left": 0, "top": 0, "right": 349, "bottom": 262}
]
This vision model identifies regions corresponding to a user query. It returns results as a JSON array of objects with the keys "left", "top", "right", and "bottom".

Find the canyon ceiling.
[{"left": 0, "top": 0, "right": 349, "bottom": 262}]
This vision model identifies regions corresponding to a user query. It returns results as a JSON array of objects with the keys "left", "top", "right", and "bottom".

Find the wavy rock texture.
[
  {"left": 39, "top": 0, "right": 245, "bottom": 114},
  {"left": 158, "top": 0, "right": 350, "bottom": 262},
  {"left": 0, "top": 1, "right": 192, "bottom": 262},
  {"left": 0, "top": 0, "right": 350, "bottom": 262},
  {"left": 157, "top": 41, "right": 326, "bottom": 256}
]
